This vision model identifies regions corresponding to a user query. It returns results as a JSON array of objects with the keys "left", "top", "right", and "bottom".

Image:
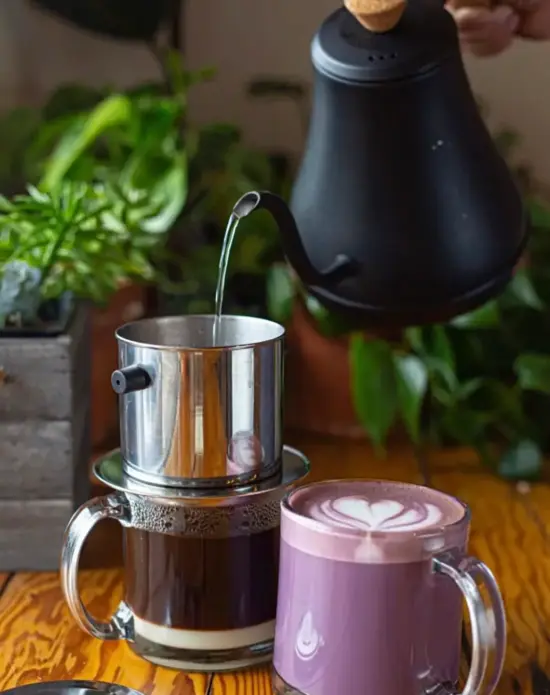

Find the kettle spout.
[{"left": 232, "top": 191, "right": 357, "bottom": 286}]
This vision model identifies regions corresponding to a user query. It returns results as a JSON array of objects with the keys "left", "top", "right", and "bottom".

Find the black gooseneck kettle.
[{"left": 234, "top": 0, "right": 527, "bottom": 328}]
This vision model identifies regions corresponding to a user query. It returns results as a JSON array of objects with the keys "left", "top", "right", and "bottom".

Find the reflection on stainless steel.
[
  {"left": 92, "top": 446, "right": 310, "bottom": 505},
  {"left": 113, "top": 315, "right": 285, "bottom": 488}
]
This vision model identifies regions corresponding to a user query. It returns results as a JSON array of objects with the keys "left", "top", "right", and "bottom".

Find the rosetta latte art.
[{"left": 307, "top": 496, "right": 444, "bottom": 532}]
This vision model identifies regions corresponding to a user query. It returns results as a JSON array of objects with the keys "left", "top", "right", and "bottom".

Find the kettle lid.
[{"left": 312, "top": 2, "right": 458, "bottom": 83}]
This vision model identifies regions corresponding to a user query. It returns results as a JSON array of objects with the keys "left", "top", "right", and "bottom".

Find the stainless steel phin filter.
[{"left": 111, "top": 315, "right": 284, "bottom": 488}]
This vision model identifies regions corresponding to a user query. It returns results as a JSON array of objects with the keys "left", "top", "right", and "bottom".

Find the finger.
[
  {"left": 463, "top": 30, "right": 516, "bottom": 54},
  {"left": 446, "top": 5, "right": 494, "bottom": 30},
  {"left": 451, "top": 6, "right": 519, "bottom": 54},
  {"left": 448, "top": 5, "right": 517, "bottom": 33},
  {"left": 498, "top": 0, "right": 542, "bottom": 14},
  {"left": 445, "top": 0, "right": 490, "bottom": 11},
  {"left": 517, "top": 2, "right": 550, "bottom": 38},
  {"left": 461, "top": 20, "right": 518, "bottom": 49},
  {"left": 486, "top": 4, "right": 521, "bottom": 31}
]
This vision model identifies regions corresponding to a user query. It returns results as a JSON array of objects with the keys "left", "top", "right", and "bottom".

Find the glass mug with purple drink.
[{"left": 273, "top": 479, "right": 506, "bottom": 695}]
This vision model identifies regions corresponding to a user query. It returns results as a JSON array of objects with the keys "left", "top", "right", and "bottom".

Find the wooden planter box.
[
  {"left": 91, "top": 283, "right": 147, "bottom": 450},
  {"left": 0, "top": 304, "right": 92, "bottom": 570}
]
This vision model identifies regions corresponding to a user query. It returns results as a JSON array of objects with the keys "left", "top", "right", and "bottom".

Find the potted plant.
[
  {"left": 141, "top": 77, "right": 308, "bottom": 318},
  {"left": 267, "top": 266, "right": 402, "bottom": 440},
  {"left": 0, "top": 56, "right": 305, "bottom": 446},
  {"left": 0, "top": 177, "right": 178, "bottom": 570}
]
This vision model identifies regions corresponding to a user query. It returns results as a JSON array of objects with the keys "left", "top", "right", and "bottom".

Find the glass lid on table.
[{"left": 1, "top": 682, "right": 145, "bottom": 695}]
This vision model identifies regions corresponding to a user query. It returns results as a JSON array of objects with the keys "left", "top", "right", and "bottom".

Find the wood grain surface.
[
  {"left": 0, "top": 573, "right": 9, "bottom": 594},
  {"left": 1, "top": 435, "right": 549, "bottom": 695}
]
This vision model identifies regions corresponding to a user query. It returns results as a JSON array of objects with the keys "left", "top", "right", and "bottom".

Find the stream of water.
[{"left": 212, "top": 212, "right": 241, "bottom": 346}]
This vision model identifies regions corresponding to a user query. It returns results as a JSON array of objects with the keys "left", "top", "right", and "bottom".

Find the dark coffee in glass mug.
[
  {"left": 124, "top": 522, "right": 279, "bottom": 658},
  {"left": 61, "top": 447, "right": 309, "bottom": 672},
  {"left": 273, "top": 479, "right": 506, "bottom": 695}
]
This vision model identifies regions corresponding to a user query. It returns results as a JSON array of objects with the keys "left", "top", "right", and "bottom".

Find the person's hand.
[{"left": 446, "top": 0, "right": 550, "bottom": 56}]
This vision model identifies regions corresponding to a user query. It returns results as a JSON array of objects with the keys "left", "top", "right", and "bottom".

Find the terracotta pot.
[
  {"left": 284, "top": 300, "right": 367, "bottom": 439},
  {"left": 91, "top": 284, "right": 148, "bottom": 449}
]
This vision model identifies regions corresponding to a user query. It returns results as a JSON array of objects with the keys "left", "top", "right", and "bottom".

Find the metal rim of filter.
[{"left": 93, "top": 446, "right": 311, "bottom": 506}]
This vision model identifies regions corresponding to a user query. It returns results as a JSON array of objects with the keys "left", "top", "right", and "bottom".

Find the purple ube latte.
[{"left": 273, "top": 480, "right": 506, "bottom": 695}]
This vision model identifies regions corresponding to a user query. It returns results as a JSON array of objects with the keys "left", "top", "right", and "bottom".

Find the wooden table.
[{"left": 1, "top": 434, "right": 549, "bottom": 695}]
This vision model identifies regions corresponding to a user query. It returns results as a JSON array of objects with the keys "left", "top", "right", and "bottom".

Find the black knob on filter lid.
[{"left": 111, "top": 365, "right": 151, "bottom": 394}]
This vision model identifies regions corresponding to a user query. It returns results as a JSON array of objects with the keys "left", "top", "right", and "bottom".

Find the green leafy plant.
[
  {"left": 157, "top": 75, "right": 309, "bottom": 317},
  {"left": 0, "top": 57, "right": 305, "bottom": 324},
  {"left": 0, "top": 70, "right": 190, "bottom": 327},
  {"left": 267, "top": 124, "right": 550, "bottom": 481},
  {"left": 0, "top": 181, "right": 168, "bottom": 327}
]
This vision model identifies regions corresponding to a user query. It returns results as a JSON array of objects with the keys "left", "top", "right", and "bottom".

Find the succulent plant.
[{"left": 0, "top": 261, "right": 42, "bottom": 328}]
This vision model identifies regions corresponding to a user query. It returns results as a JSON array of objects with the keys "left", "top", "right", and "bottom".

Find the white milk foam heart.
[{"left": 309, "top": 495, "right": 443, "bottom": 532}]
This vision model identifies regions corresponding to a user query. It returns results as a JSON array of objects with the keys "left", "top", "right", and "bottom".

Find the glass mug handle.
[
  {"left": 60, "top": 494, "right": 134, "bottom": 641},
  {"left": 434, "top": 556, "right": 506, "bottom": 695}
]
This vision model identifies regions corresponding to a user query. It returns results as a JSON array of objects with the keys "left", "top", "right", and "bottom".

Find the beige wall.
[{"left": 2, "top": 0, "right": 550, "bottom": 181}]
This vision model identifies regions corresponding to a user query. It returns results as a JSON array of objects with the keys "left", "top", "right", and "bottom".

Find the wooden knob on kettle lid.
[{"left": 344, "top": 0, "right": 406, "bottom": 32}]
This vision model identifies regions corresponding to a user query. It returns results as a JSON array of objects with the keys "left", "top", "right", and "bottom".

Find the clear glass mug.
[
  {"left": 273, "top": 480, "right": 506, "bottom": 695},
  {"left": 61, "top": 447, "right": 309, "bottom": 672}
]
